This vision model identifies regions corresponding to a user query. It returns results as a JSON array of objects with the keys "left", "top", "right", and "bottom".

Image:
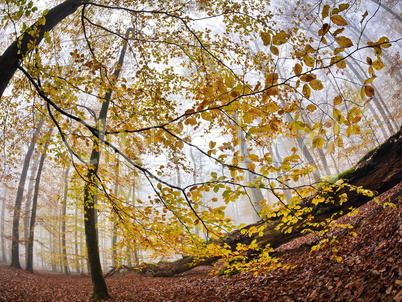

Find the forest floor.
[{"left": 0, "top": 182, "right": 401, "bottom": 302}]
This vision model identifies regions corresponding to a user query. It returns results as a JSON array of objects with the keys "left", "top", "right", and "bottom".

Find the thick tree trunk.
[
  {"left": 0, "top": 0, "right": 88, "bottom": 98},
  {"left": 138, "top": 127, "right": 402, "bottom": 277},
  {"left": 10, "top": 118, "right": 44, "bottom": 269}
]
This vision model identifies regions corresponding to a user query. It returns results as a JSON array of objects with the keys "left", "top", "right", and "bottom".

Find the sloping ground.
[{"left": 0, "top": 182, "right": 401, "bottom": 302}]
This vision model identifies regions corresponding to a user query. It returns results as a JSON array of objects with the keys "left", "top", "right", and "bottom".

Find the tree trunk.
[
  {"left": 24, "top": 153, "right": 40, "bottom": 267},
  {"left": 83, "top": 28, "right": 132, "bottom": 300},
  {"left": 1, "top": 188, "right": 7, "bottom": 263},
  {"left": 26, "top": 139, "right": 49, "bottom": 273},
  {"left": 10, "top": 118, "right": 44, "bottom": 269},
  {"left": 138, "top": 127, "right": 402, "bottom": 277},
  {"left": 0, "top": 0, "right": 88, "bottom": 98},
  {"left": 61, "top": 166, "right": 71, "bottom": 274}
]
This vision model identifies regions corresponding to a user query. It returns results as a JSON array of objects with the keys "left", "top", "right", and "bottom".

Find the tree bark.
[
  {"left": 0, "top": 0, "right": 89, "bottom": 98},
  {"left": 10, "top": 118, "right": 44, "bottom": 269},
  {"left": 138, "top": 127, "right": 402, "bottom": 277},
  {"left": 1, "top": 188, "right": 7, "bottom": 263},
  {"left": 26, "top": 139, "right": 49, "bottom": 273},
  {"left": 83, "top": 27, "right": 132, "bottom": 300},
  {"left": 61, "top": 166, "right": 71, "bottom": 274}
]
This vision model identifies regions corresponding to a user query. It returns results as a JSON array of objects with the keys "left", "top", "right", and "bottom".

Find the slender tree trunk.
[
  {"left": 61, "top": 166, "right": 71, "bottom": 274},
  {"left": 0, "top": 0, "right": 88, "bottom": 98},
  {"left": 10, "top": 118, "right": 44, "bottom": 269},
  {"left": 24, "top": 153, "right": 40, "bottom": 267},
  {"left": 74, "top": 202, "right": 81, "bottom": 274},
  {"left": 26, "top": 139, "right": 49, "bottom": 273},
  {"left": 111, "top": 155, "right": 120, "bottom": 267},
  {"left": 83, "top": 28, "right": 132, "bottom": 300},
  {"left": 1, "top": 188, "right": 7, "bottom": 263}
]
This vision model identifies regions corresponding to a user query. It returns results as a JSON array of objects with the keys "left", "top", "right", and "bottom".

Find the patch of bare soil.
[{"left": 1, "top": 182, "right": 401, "bottom": 301}]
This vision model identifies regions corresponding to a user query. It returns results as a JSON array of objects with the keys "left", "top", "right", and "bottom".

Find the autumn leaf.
[
  {"left": 333, "top": 95, "right": 343, "bottom": 106},
  {"left": 266, "top": 101, "right": 280, "bottom": 113},
  {"left": 265, "top": 73, "right": 279, "bottom": 87},
  {"left": 260, "top": 31, "right": 271, "bottom": 46},
  {"left": 201, "top": 110, "right": 213, "bottom": 121},
  {"left": 271, "top": 45, "right": 279, "bottom": 56},
  {"left": 312, "top": 135, "right": 325, "bottom": 149},
  {"left": 302, "top": 84, "right": 311, "bottom": 98},
  {"left": 306, "top": 104, "right": 317, "bottom": 112},
  {"left": 294, "top": 63, "right": 303, "bottom": 75},
  {"left": 303, "top": 55, "right": 315, "bottom": 67},
  {"left": 331, "top": 14, "right": 348, "bottom": 26},
  {"left": 318, "top": 23, "right": 330, "bottom": 36},
  {"left": 272, "top": 31, "right": 290, "bottom": 45},
  {"left": 364, "top": 85, "right": 375, "bottom": 97},
  {"left": 310, "top": 79, "right": 324, "bottom": 90},
  {"left": 322, "top": 4, "right": 330, "bottom": 19},
  {"left": 372, "top": 59, "right": 385, "bottom": 71},
  {"left": 336, "top": 36, "right": 353, "bottom": 48}
]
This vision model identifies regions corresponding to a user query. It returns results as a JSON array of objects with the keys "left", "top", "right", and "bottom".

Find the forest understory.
[{"left": 0, "top": 180, "right": 401, "bottom": 302}]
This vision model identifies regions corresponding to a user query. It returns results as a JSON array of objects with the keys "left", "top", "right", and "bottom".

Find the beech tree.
[{"left": 1, "top": 0, "right": 401, "bottom": 300}]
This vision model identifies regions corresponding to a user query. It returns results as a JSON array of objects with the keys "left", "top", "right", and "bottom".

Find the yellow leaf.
[
  {"left": 333, "top": 28, "right": 345, "bottom": 37},
  {"left": 336, "top": 36, "right": 353, "bottom": 48},
  {"left": 333, "top": 95, "right": 343, "bottom": 106},
  {"left": 224, "top": 74, "right": 235, "bottom": 88},
  {"left": 338, "top": 4, "right": 350, "bottom": 12},
  {"left": 270, "top": 45, "right": 279, "bottom": 56},
  {"left": 333, "top": 47, "right": 345, "bottom": 55},
  {"left": 242, "top": 112, "right": 252, "bottom": 124},
  {"left": 260, "top": 31, "right": 271, "bottom": 46},
  {"left": 312, "top": 135, "right": 325, "bottom": 149},
  {"left": 327, "top": 141, "right": 335, "bottom": 154},
  {"left": 310, "top": 79, "right": 324, "bottom": 90},
  {"left": 302, "top": 84, "right": 311, "bottom": 98},
  {"left": 266, "top": 101, "right": 280, "bottom": 113},
  {"left": 364, "top": 85, "right": 375, "bottom": 97},
  {"left": 322, "top": 4, "right": 330, "bottom": 19},
  {"left": 360, "top": 87, "right": 366, "bottom": 101},
  {"left": 176, "top": 140, "right": 184, "bottom": 149},
  {"left": 201, "top": 110, "right": 212, "bottom": 121},
  {"left": 184, "top": 117, "right": 198, "bottom": 126},
  {"left": 265, "top": 73, "right": 279, "bottom": 87},
  {"left": 372, "top": 59, "right": 385, "bottom": 71},
  {"left": 364, "top": 76, "right": 376, "bottom": 84},
  {"left": 336, "top": 136, "right": 344, "bottom": 147},
  {"left": 248, "top": 162, "right": 256, "bottom": 171},
  {"left": 352, "top": 124, "right": 360, "bottom": 135},
  {"left": 333, "top": 108, "right": 343, "bottom": 123},
  {"left": 249, "top": 154, "right": 259, "bottom": 161},
  {"left": 294, "top": 63, "right": 302, "bottom": 75},
  {"left": 331, "top": 14, "right": 348, "bottom": 26},
  {"left": 209, "top": 141, "right": 216, "bottom": 149},
  {"left": 233, "top": 84, "right": 252, "bottom": 94},
  {"left": 272, "top": 31, "right": 290, "bottom": 45},
  {"left": 306, "top": 104, "right": 316, "bottom": 112},
  {"left": 346, "top": 125, "right": 353, "bottom": 137},
  {"left": 347, "top": 106, "right": 362, "bottom": 124},
  {"left": 303, "top": 55, "right": 315, "bottom": 67},
  {"left": 331, "top": 55, "right": 347, "bottom": 69}
]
